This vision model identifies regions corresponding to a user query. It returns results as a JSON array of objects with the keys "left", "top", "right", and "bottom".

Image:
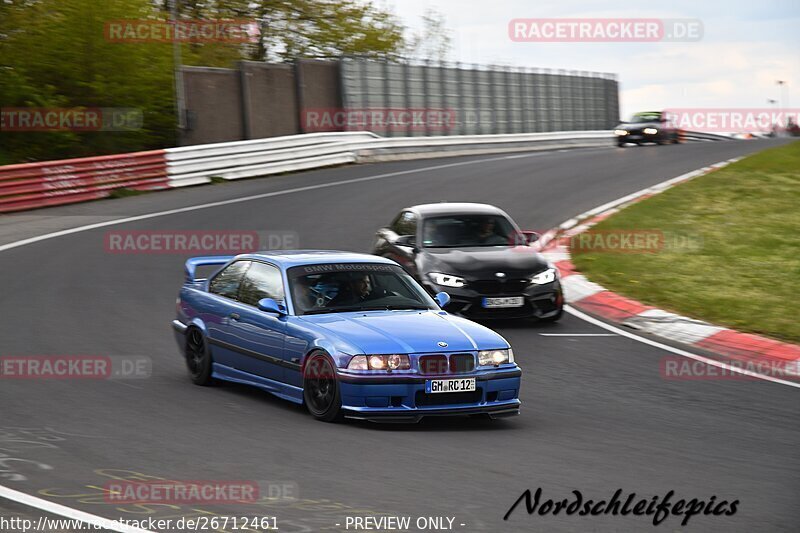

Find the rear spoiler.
[{"left": 184, "top": 256, "right": 235, "bottom": 282}]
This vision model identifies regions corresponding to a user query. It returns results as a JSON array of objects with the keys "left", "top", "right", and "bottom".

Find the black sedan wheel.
[
  {"left": 303, "top": 353, "right": 342, "bottom": 422},
  {"left": 185, "top": 327, "right": 213, "bottom": 386}
]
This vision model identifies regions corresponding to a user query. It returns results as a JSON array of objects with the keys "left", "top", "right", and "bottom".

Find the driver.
[
  {"left": 476, "top": 217, "right": 507, "bottom": 245},
  {"left": 352, "top": 274, "right": 372, "bottom": 301},
  {"left": 330, "top": 273, "right": 382, "bottom": 307}
]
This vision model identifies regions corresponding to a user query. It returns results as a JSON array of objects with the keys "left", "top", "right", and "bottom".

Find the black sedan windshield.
[
  {"left": 422, "top": 214, "right": 521, "bottom": 248},
  {"left": 288, "top": 263, "right": 437, "bottom": 315},
  {"left": 628, "top": 114, "right": 661, "bottom": 123}
]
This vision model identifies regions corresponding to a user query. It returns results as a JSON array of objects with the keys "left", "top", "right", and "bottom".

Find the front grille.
[
  {"left": 470, "top": 279, "right": 528, "bottom": 295},
  {"left": 419, "top": 355, "right": 448, "bottom": 375},
  {"left": 419, "top": 353, "right": 475, "bottom": 374},
  {"left": 449, "top": 353, "right": 475, "bottom": 373},
  {"left": 415, "top": 389, "right": 482, "bottom": 407}
]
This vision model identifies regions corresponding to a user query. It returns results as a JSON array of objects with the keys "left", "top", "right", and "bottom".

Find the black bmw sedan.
[
  {"left": 613, "top": 111, "right": 681, "bottom": 146},
  {"left": 372, "top": 203, "right": 563, "bottom": 321}
]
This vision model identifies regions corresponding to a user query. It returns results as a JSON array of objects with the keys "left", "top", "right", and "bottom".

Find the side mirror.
[
  {"left": 521, "top": 231, "right": 541, "bottom": 245},
  {"left": 434, "top": 291, "right": 451, "bottom": 308},
  {"left": 257, "top": 298, "right": 286, "bottom": 316},
  {"left": 395, "top": 234, "right": 417, "bottom": 248}
]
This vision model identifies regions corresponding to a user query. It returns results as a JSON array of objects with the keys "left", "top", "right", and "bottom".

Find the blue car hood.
[{"left": 299, "top": 310, "right": 508, "bottom": 355}]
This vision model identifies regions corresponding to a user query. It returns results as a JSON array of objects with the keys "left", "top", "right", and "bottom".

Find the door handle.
[{"left": 229, "top": 313, "right": 240, "bottom": 321}]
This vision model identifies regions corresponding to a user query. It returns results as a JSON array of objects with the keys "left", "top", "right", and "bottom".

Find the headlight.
[
  {"left": 347, "top": 354, "right": 410, "bottom": 371},
  {"left": 614, "top": 129, "right": 628, "bottom": 136},
  {"left": 428, "top": 272, "right": 466, "bottom": 288},
  {"left": 643, "top": 128, "right": 658, "bottom": 135},
  {"left": 529, "top": 267, "right": 557, "bottom": 285},
  {"left": 478, "top": 349, "right": 514, "bottom": 367}
]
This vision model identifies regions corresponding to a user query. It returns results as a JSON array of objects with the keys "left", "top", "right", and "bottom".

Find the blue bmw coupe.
[{"left": 172, "top": 251, "right": 521, "bottom": 422}]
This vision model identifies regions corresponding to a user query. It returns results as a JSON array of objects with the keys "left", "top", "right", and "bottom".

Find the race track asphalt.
[{"left": 0, "top": 139, "right": 797, "bottom": 532}]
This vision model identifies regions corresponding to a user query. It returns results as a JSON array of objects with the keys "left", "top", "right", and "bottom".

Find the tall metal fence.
[
  {"left": 339, "top": 58, "right": 619, "bottom": 137},
  {"left": 180, "top": 58, "right": 619, "bottom": 145}
]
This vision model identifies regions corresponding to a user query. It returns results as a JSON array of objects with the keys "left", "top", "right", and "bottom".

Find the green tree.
[
  {"left": 405, "top": 7, "right": 452, "bottom": 62},
  {"left": 0, "top": 0, "right": 407, "bottom": 163},
  {"left": 1, "top": 0, "right": 176, "bottom": 162},
  {"left": 154, "top": 0, "right": 406, "bottom": 62}
]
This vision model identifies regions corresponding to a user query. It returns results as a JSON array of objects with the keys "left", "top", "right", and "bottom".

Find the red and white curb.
[{"left": 537, "top": 158, "right": 800, "bottom": 380}]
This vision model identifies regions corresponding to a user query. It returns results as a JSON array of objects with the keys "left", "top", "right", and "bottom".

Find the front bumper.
[
  {"left": 338, "top": 369, "right": 521, "bottom": 423},
  {"left": 424, "top": 280, "right": 563, "bottom": 320},
  {"left": 616, "top": 130, "right": 661, "bottom": 143}
]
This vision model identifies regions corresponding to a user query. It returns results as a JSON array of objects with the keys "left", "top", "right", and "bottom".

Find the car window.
[
  {"left": 208, "top": 261, "right": 250, "bottom": 300},
  {"left": 422, "top": 214, "right": 518, "bottom": 247},
  {"left": 288, "top": 263, "right": 437, "bottom": 315},
  {"left": 392, "top": 211, "right": 417, "bottom": 236},
  {"left": 239, "top": 261, "right": 285, "bottom": 307}
]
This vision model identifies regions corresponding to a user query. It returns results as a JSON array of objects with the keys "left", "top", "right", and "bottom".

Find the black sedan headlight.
[
  {"left": 428, "top": 272, "right": 466, "bottom": 288},
  {"left": 529, "top": 267, "right": 557, "bottom": 285}
]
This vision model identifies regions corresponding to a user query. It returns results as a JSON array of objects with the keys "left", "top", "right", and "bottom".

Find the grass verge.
[{"left": 571, "top": 140, "right": 800, "bottom": 344}]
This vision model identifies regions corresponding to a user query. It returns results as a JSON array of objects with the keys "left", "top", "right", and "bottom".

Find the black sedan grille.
[{"left": 469, "top": 279, "right": 528, "bottom": 295}]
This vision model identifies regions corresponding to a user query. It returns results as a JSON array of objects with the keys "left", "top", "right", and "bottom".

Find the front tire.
[
  {"left": 303, "top": 353, "right": 342, "bottom": 422},
  {"left": 185, "top": 327, "right": 214, "bottom": 386}
]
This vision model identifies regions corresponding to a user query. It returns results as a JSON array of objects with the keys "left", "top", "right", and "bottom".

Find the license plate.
[
  {"left": 483, "top": 296, "right": 525, "bottom": 308},
  {"left": 426, "top": 378, "right": 476, "bottom": 394}
]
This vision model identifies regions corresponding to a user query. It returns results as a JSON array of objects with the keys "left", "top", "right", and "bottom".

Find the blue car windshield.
[{"left": 288, "top": 263, "right": 438, "bottom": 315}]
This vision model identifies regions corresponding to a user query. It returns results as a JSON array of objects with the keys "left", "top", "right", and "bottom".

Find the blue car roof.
[{"left": 234, "top": 250, "right": 397, "bottom": 269}]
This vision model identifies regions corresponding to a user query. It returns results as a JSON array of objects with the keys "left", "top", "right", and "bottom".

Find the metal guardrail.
[
  {"left": 165, "top": 131, "right": 379, "bottom": 187},
  {"left": 165, "top": 130, "right": 615, "bottom": 186},
  {"left": 0, "top": 130, "right": 735, "bottom": 213},
  {"left": 680, "top": 131, "right": 736, "bottom": 142}
]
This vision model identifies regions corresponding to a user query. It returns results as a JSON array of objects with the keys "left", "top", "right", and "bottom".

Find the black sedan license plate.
[
  {"left": 483, "top": 296, "right": 525, "bottom": 308},
  {"left": 426, "top": 378, "right": 476, "bottom": 394}
]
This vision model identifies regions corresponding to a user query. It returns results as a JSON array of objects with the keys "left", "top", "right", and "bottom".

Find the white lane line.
[
  {"left": 0, "top": 152, "right": 548, "bottom": 254},
  {"left": 0, "top": 485, "right": 155, "bottom": 533},
  {"left": 566, "top": 306, "right": 800, "bottom": 389},
  {"left": 539, "top": 333, "right": 618, "bottom": 336}
]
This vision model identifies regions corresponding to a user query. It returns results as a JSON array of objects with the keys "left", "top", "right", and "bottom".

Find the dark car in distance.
[
  {"left": 372, "top": 203, "right": 563, "bottom": 321},
  {"left": 614, "top": 111, "right": 681, "bottom": 146}
]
